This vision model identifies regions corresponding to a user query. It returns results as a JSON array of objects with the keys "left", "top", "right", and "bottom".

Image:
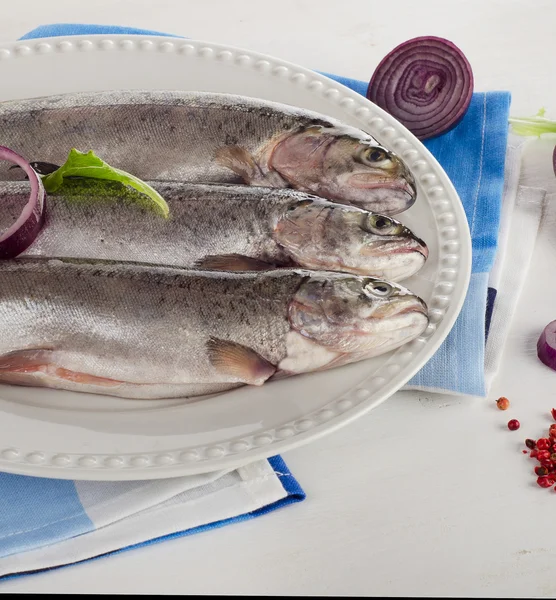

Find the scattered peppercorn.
[
  {"left": 520, "top": 409, "right": 556, "bottom": 492},
  {"left": 496, "top": 397, "right": 510, "bottom": 410},
  {"left": 537, "top": 450, "right": 551, "bottom": 461}
]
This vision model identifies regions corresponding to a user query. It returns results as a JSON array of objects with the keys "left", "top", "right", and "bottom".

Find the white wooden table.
[{"left": 2, "top": 0, "right": 556, "bottom": 595}]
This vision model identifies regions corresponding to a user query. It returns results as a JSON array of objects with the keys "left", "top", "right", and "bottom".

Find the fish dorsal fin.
[
  {"left": 206, "top": 338, "right": 276, "bottom": 386},
  {"left": 196, "top": 254, "right": 275, "bottom": 272}
]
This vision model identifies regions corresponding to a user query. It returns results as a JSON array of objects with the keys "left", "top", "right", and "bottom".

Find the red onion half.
[
  {"left": 0, "top": 146, "right": 46, "bottom": 259},
  {"left": 538, "top": 320, "right": 556, "bottom": 371},
  {"left": 367, "top": 36, "right": 474, "bottom": 140}
]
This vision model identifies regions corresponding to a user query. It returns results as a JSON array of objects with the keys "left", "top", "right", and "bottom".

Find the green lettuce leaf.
[{"left": 42, "top": 149, "right": 169, "bottom": 218}]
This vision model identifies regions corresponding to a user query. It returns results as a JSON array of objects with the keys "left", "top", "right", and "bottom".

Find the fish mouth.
[
  {"left": 360, "top": 241, "right": 429, "bottom": 260},
  {"left": 371, "top": 296, "right": 428, "bottom": 320},
  {"left": 347, "top": 175, "right": 416, "bottom": 198},
  {"left": 397, "top": 245, "right": 429, "bottom": 260},
  {"left": 395, "top": 302, "right": 428, "bottom": 317},
  {"left": 418, "top": 245, "right": 429, "bottom": 260}
]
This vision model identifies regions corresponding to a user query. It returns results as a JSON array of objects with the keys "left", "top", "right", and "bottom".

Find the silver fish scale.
[
  {"left": 0, "top": 91, "right": 343, "bottom": 182},
  {"left": 0, "top": 259, "right": 304, "bottom": 385},
  {"left": 0, "top": 181, "right": 313, "bottom": 266}
]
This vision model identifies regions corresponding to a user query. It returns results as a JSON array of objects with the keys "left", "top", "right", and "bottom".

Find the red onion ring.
[
  {"left": 0, "top": 146, "right": 46, "bottom": 259},
  {"left": 552, "top": 145, "right": 556, "bottom": 178},
  {"left": 538, "top": 320, "right": 556, "bottom": 371},
  {"left": 367, "top": 36, "right": 474, "bottom": 140}
]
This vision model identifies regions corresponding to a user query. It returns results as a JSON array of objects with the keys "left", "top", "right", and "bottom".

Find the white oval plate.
[{"left": 0, "top": 35, "right": 471, "bottom": 480}]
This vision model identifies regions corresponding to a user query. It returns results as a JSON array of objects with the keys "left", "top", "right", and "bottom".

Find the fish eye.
[
  {"left": 370, "top": 149, "right": 386, "bottom": 162},
  {"left": 370, "top": 215, "right": 392, "bottom": 229},
  {"left": 364, "top": 281, "right": 393, "bottom": 297},
  {"left": 364, "top": 214, "right": 403, "bottom": 235},
  {"left": 361, "top": 147, "right": 389, "bottom": 165}
]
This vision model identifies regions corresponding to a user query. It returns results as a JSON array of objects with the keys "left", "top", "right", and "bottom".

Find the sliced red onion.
[
  {"left": 367, "top": 36, "right": 474, "bottom": 140},
  {"left": 538, "top": 320, "right": 556, "bottom": 370},
  {"left": 0, "top": 146, "right": 46, "bottom": 259},
  {"left": 552, "top": 145, "right": 556, "bottom": 178}
]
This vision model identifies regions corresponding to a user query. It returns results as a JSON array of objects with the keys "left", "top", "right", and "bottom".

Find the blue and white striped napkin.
[
  {"left": 0, "top": 456, "right": 304, "bottom": 579},
  {"left": 0, "top": 23, "right": 534, "bottom": 580}
]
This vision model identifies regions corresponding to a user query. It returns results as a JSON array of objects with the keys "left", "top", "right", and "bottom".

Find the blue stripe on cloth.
[
  {"left": 424, "top": 93, "right": 510, "bottom": 273},
  {"left": 0, "top": 473, "right": 93, "bottom": 559},
  {"left": 407, "top": 272, "right": 489, "bottom": 396},
  {"left": 18, "top": 24, "right": 183, "bottom": 40},
  {"left": 0, "top": 456, "right": 305, "bottom": 581},
  {"left": 485, "top": 287, "right": 498, "bottom": 342}
]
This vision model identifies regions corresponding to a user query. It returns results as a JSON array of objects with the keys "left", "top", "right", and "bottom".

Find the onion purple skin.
[
  {"left": 0, "top": 146, "right": 46, "bottom": 259},
  {"left": 552, "top": 145, "right": 556, "bottom": 178},
  {"left": 537, "top": 320, "right": 556, "bottom": 371},
  {"left": 367, "top": 36, "right": 474, "bottom": 141}
]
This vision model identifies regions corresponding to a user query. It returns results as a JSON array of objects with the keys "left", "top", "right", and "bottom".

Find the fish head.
[
  {"left": 269, "top": 124, "right": 416, "bottom": 215},
  {"left": 273, "top": 199, "right": 428, "bottom": 281},
  {"left": 289, "top": 274, "right": 429, "bottom": 357}
]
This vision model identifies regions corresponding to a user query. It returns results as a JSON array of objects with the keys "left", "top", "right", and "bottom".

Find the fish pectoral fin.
[
  {"left": 0, "top": 349, "right": 123, "bottom": 388},
  {"left": 214, "top": 145, "right": 288, "bottom": 187},
  {"left": 206, "top": 338, "right": 276, "bottom": 386},
  {"left": 196, "top": 254, "right": 275, "bottom": 272},
  {"left": 215, "top": 145, "right": 261, "bottom": 183}
]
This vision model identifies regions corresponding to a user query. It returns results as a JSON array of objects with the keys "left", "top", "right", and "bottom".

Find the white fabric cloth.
[{"left": 484, "top": 135, "right": 548, "bottom": 391}]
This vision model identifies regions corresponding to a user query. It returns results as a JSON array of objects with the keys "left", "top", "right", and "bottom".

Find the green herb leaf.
[
  {"left": 509, "top": 109, "right": 556, "bottom": 138},
  {"left": 42, "top": 149, "right": 169, "bottom": 218}
]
